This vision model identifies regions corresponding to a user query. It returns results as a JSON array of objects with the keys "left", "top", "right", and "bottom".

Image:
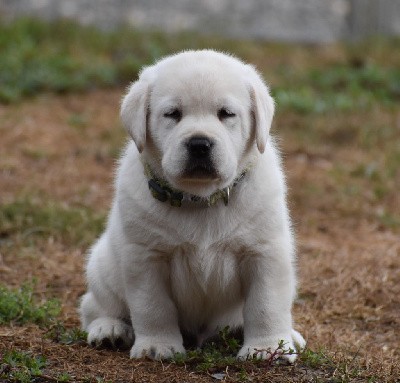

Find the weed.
[
  {"left": 0, "top": 282, "right": 60, "bottom": 325},
  {"left": 57, "top": 372, "right": 72, "bottom": 382},
  {"left": 0, "top": 350, "right": 47, "bottom": 383},
  {"left": 46, "top": 322, "right": 87, "bottom": 345},
  {"left": 171, "top": 327, "right": 241, "bottom": 372},
  {"left": 300, "top": 348, "right": 334, "bottom": 369},
  {"left": 220, "top": 325, "right": 241, "bottom": 354},
  {"left": 171, "top": 327, "right": 297, "bottom": 377},
  {"left": 0, "top": 350, "right": 76, "bottom": 383}
]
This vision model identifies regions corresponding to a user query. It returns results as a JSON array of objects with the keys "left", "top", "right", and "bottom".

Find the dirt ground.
[{"left": 0, "top": 88, "right": 399, "bottom": 382}]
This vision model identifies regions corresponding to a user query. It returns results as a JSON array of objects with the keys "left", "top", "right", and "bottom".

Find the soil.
[{"left": 0, "top": 89, "right": 399, "bottom": 382}]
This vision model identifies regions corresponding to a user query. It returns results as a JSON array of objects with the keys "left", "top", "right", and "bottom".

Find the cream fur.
[{"left": 80, "top": 50, "right": 305, "bottom": 362}]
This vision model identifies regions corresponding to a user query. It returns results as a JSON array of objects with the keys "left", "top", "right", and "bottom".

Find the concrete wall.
[{"left": 1, "top": 0, "right": 399, "bottom": 43}]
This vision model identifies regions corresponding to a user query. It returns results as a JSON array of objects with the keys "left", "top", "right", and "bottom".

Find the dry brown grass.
[{"left": 1, "top": 65, "right": 399, "bottom": 381}]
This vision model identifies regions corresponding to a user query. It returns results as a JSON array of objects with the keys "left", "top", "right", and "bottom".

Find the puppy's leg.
[
  {"left": 237, "top": 238, "right": 303, "bottom": 363},
  {"left": 123, "top": 251, "right": 185, "bottom": 360},
  {"left": 80, "top": 292, "right": 133, "bottom": 349},
  {"left": 80, "top": 235, "right": 133, "bottom": 350}
]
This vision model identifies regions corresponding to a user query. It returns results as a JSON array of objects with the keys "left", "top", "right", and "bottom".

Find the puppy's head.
[{"left": 121, "top": 50, "right": 274, "bottom": 197}]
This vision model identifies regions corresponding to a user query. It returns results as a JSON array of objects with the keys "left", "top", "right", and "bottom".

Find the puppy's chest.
[{"left": 170, "top": 244, "right": 241, "bottom": 298}]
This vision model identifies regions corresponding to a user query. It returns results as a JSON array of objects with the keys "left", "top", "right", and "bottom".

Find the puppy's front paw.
[
  {"left": 130, "top": 337, "right": 185, "bottom": 360},
  {"left": 87, "top": 317, "right": 133, "bottom": 350},
  {"left": 291, "top": 329, "right": 306, "bottom": 351},
  {"left": 237, "top": 335, "right": 299, "bottom": 363}
]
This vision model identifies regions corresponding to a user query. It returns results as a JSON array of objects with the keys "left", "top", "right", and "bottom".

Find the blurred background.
[
  {"left": 0, "top": 1, "right": 399, "bottom": 382},
  {"left": 2, "top": 0, "right": 400, "bottom": 42}
]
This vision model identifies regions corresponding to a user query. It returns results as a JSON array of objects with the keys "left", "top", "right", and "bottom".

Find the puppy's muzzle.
[{"left": 184, "top": 136, "right": 217, "bottom": 179}]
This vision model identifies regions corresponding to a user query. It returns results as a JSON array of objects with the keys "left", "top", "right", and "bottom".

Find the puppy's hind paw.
[{"left": 87, "top": 317, "right": 133, "bottom": 350}]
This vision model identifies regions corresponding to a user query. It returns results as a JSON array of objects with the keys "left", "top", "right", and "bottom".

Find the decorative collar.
[{"left": 142, "top": 162, "right": 248, "bottom": 208}]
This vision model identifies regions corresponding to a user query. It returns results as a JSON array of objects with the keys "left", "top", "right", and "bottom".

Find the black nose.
[{"left": 187, "top": 136, "right": 213, "bottom": 159}]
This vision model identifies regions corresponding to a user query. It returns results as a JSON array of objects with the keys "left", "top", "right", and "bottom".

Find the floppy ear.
[
  {"left": 247, "top": 66, "right": 275, "bottom": 154},
  {"left": 120, "top": 79, "right": 151, "bottom": 153}
]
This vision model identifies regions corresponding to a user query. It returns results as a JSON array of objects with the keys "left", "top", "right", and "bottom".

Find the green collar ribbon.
[{"left": 143, "top": 162, "right": 247, "bottom": 207}]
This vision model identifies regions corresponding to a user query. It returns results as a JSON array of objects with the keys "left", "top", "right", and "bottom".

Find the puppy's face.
[
  {"left": 121, "top": 51, "right": 275, "bottom": 197},
  {"left": 149, "top": 60, "right": 253, "bottom": 197}
]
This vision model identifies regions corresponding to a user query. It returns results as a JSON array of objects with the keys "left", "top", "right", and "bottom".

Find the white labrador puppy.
[{"left": 80, "top": 50, "right": 305, "bottom": 362}]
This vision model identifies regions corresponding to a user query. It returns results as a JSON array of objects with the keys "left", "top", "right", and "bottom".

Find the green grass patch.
[
  {"left": 0, "top": 18, "right": 219, "bottom": 103},
  {"left": 0, "top": 199, "right": 105, "bottom": 247},
  {"left": 46, "top": 323, "right": 87, "bottom": 345},
  {"left": 300, "top": 348, "right": 335, "bottom": 369},
  {"left": 0, "top": 351, "right": 76, "bottom": 383},
  {"left": 0, "top": 19, "right": 119, "bottom": 103},
  {"left": 173, "top": 327, "right": 241, "bottom": 373},
  {"left": 171, "top": 327, "right": 297, "bottom": 379},
  {"left": 0, "top": 350, "right": 47, "bottom": 383},
  {"left": 273, "top": 62, "right": 400, "bottom": 114},
  {"left": 0, "top": 282, "right": 60, "bottom": 326},
  {"left": 170, "top": 332, "right": 362, "bottom": 382},
  {"left": 1, "top": 17, "right": 400, "bottom": 113}
]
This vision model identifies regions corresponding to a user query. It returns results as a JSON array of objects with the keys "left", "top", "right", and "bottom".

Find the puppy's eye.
[
  {"left": 164, "top": 109, "right": 182, "bottom": 122},
  {"left": 218, "top": 108, "right": 236, "bottom": 120}
]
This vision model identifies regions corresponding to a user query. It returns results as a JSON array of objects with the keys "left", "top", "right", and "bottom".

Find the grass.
[
  {"left": 0, "top": 282, "right": 340, "bottom": 382},
  {"left": 0, "top": 199, "right": 105, "bottom": 247},
  {"left": 46, "top": 323, "right": 87, "bottom": 345},
  {"left": 0, "top": 283, "right": 94, "bottom": 382},
  {"left": 170, "top": 328, "right": 300, "bottom": 380},
  {"left": 0, "top": 282, "right": 60, "bottom": 326},
  {"left": 300, "top": 348, "right": 334, "bottom": 369},
  {"left": 0, "top": 283, "right": 88, "bottom": 381},
  {"left": 170, "top": 334, "right": 377, "bottom": 383},
  {"left": 0, "top": 341, "right": 379, "bottom": 383},
  {"left": 1, "top": 351, "right": 78, "bottom": 383},
  {"left": 0, "top": 18, "right": 206, "bottom": 103},
  {"left": 172, "top": 327, "right": 241, "bottom": 373},
  {"left": 0, "top": 350, "right": 47, "bottom": 383},
  {"left": 1, "top": 18, "right": 400, "bottom": 112},
  {"left": 273, "top": 62, "right": 400, "bottom": 114},
  {"left": 0, "top": 19, "right": 119, "bottom": 103}
]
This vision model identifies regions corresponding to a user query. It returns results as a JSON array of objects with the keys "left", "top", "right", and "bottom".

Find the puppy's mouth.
[{"left": 182, "top": 161, "right": 219, "bottom": 182}]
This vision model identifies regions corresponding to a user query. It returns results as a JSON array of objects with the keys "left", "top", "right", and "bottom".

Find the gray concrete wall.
[{"left": 1, "top": 0, "right": 399, "bottom": 42}]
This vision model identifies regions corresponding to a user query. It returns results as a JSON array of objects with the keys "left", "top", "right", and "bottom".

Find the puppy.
[{"left": 80, "top": 50, "right": 305, "bottom": 362}]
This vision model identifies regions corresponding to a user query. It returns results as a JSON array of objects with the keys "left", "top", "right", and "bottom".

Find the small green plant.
[
  {"left": 57, "top": 372, "right": 72, "bottom": 382},
  {"left": 46, "top": 322, "right": 87, "bottom": 345},
  {"left": 171, "top": 327, "right": 239, "bottom": 373},
  {"left": 300, "top": 348, "right": 334, "bottom": 369},
  {"left": 219, "top": 325, "right": 241, "bottom": 354},
  {"left": 0, "top": 350, "right": 47, "bottom": 383},
  {"left": 0, "top": 282, "right": 60, "bottom": 326}
]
